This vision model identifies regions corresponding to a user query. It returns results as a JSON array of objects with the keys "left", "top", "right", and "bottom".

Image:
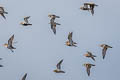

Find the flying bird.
[
  {"left": 84, "top": 51, "right": 96, "bottom": 61},
  {"left": 4, "top": 35, "right": 16, "bottom": 52},
  {"left": 100, "top": 44, "right": 112, "bottom": 59},
  {"left": 53, "top": 59, "right": 65, "bottom": 73},
  {"left": 48, "top": 14, "right": 60, "bottom": 20},
  {"left": 84, "top": 2, "right": 98, "bottom": 15},
  {"left": 83, "top": 63, "right": 95, "bottom": 76},
  {"left": 49, "top": 18, "right": 60, "bottom": 35},
  {"left": 21, "top": 73, "right": 27, "bottom": 80},
  {"left": 0, "top": 7, "right": 8, "bottom": 19},
  {"left": 65, "top": 32, "right": 77, "bottom": 47},
  {"left": 20, "top": 16, "right": 32, "bottom": 26}
]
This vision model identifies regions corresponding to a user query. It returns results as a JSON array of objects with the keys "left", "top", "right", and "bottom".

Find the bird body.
[
  {"left": 66, "top": 32, "right": 77, "bottom": 47},
  {"left": 20, "top": 16, "right": 32, "bottom": 26},
  {"left": 53, "top": 59, "right": 65, "bottom": 73},
  {"left": 50, "top": 18, "right": 60, "bottom": 35},
  {"left": 100, "top": 44, "right": 112, "bottom": 59},
  {"left": 84, "top": 63, "right": 95, "bottom": 76},
  {"left": 84, "top": 51, "right": 96, "bottom": 61},
  {"left": 4, "top": 35, "right": 16, "bottom": 52}
]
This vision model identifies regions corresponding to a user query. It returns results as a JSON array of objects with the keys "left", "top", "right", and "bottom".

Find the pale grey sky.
[{"left": 0, "top": 0, "right": 120, "bottom": 80}]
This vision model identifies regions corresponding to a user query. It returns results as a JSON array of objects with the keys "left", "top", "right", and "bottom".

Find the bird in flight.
[
  {"left": 0, "top": 7, "right": 8, "bottom": 19},
  {"left": 100, "top": 44, "right": 112, "bottom": 59},
  {"left": 21, "top": 73, "right": 27, "bottom": 80},
  {"left": 65, "top": 32, "right": 77, "bottom": 47},
  {"left": 80, "top": 2, "right": 98, "bottom": 15},
  {"left": 53, "top": 59, "right": 65, "bottom": 73},
  {"left": 20, "top": 16, "right": 32, "bottom": 26},
  {"left": 83, "top": 63, "right": 95, "bottom": 76},
  {"left": 84, "top": 2, "right": 98, "bottom": 15},
  {"left": 84, "top": 51, "right": 96, "bottom": 61},
  {"left": 49, "top": 18, "right": 60, "bottom": 35},
  {"left": 4, "top": 35, "right": 16, "bottom": 52}
]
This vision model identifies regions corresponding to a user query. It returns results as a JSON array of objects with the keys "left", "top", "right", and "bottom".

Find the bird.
[
  {"left": 49, "top": 18, "right": 61, "bottom": 35},
  {"left": 83, "top": 63, "right": 95, "bottom": 76},
  {"left": 65, "top": 32, "right": 77, "bottom": 47},
  {"left": 100, "top": 44, "right": 112, "bottom": 59},
  {"left": 53, "top": 59, "right": 65, "bottom": 73},
  {"left": 4, "top": 34, "right": 16, "bottom": 52},
  {"left": 0, "top": 7, "right": 8, "bottom": 19},
  {"left": 20, "top": 16, "right": 32, "bottom": 26},
  {"left": 21, "top": 73, "right": 27, "bottom": 80},
  {"left": 48, "top": 14, "right": 60, "bottom": 20},
  {"left": 84, "top": 51, "right": 96, "bottom": 61},
  {"left": 84, "top": 2, "right": 98, "bottom": 15}
]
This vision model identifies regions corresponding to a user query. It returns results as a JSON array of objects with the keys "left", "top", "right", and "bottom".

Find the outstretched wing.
[
  {"left": 22, "top": 73, "right": 27, "bottom": 80},
  {"left": 68, "top": 32, "right": 73, "bottom": 41},
  {"left": 91, "top": 56, "right": 95, "bottom": 61},
  {"left": 56, "top": 59, "right": 63, "bottom": 69},
  {"left": 8, "top": 35, "right": 14, "bottom": 46},
  {"left": 86, "top": 67, "right": 90, "bottom": 76},
  {"left": 102, "top": 47, "right": 107, "bottom": 59},
  {"left": 0, "top": 13, "right": 6, "bottom": 19},
  {"left": 24, "top": 16, "right": 30, "bottom": 23},
  {"left": 0, "top": 7, "right": 4, "bottom": 12}
]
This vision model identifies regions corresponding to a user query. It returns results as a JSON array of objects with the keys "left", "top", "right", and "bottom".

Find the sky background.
[{"left": 0, "top": 0, "right": 120, "bottom": 80}]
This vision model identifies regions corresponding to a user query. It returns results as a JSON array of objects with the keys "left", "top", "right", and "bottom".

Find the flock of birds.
[{"left": 0, "top": 1, "right": 113, "bottom": 80}]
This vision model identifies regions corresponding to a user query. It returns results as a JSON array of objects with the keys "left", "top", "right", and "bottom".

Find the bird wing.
[
  {"left": 91, "top": 56, "right": 95, "bottom": 61},
  {"left": 0, "top": 13, "right": 6, "bottom": 19},
  {"left": 0, "top": 7, "right": 4, "bottom": 12},
  {"left": 86, "top": 67, "right": 90, "bottom": 76},
  {"left": 50, "top": 19, "right": 56, "bottom": 34},
  {"left": 24, "top": 16, "right": 30, "bottom": 23},
  {"left": 102, "top": 47, "right": 107, "bottom": 59},
  {"left": 52, "top": 27, "right": 56, "bottom": 35},
  {"left": 91, "top": 9, "right": 94, "bottom": 16},
  {"left": 56, "top": 59, "right": 63, "bottom": 69},
  {"left": 22, "top": 73, "right": 27, "bottom": 80},
  {"left": 8, "top": 35, "right": 14, "bottom": 46},
  {"left": 68, "top": 32, "right": 73, "bottom": 41}
]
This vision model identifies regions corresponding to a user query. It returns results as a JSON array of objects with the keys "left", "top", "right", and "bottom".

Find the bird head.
[
  {"left": 53, "top": 69, "right": 58, "bottom": 72},
  {"left": 20, "top": 22, "right": 25, "bottom": 25},
  {"left": 65, "top": 41, "right": 70, "bottom": 46},
  {"left": 84, "top": 53, "right": 89, "bottom": 57},
  {"left": 80, "top": 6, "right": 84, "bottom": 10},
  {"left": 3, "top": 43, "right": 8, "bottom": 47}
]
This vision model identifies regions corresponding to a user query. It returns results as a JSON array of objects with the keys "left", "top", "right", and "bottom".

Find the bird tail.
[
  {"left": 56, "top": 16, "right": 60, "bottom": 18},
  {"left": 56, "top": 23, "right": 61, "bottom": 25},
  {"left": 4, "top": 12, "right": 8, "bottom": 14}
]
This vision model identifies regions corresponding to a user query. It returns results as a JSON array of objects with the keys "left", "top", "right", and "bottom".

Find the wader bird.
[
  {"left": 0, "top": 7, "right": 8, "bottom": 19},
  {"left": 53, "top": 59, "right": 65, "bottom": 73},
  {"left": 100, "top": 44, "right": 112, "bottom": 59},
  {"left": 20, "top": 16, "right": 32, "bottom": 26},
  {"left": 84, "top": 2, "right": 98, "bottom": 15},
  {"left": 66, "top": 32, "right": 77, "bottom": 47},
  {"left": 4, "top": 35, "right": 16, "bottom": 52},
  {"left": 84, "top": 51, "right": 96, "bottom": 61},
  {"left": 21, "top": 73, "right": 27, "bottom": 80},
  {"left": 50, "top": 18, "right": 60, "bottom": 35},
  {"left": 84, "top": 63, "right": 95, "bottom": 76}
]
